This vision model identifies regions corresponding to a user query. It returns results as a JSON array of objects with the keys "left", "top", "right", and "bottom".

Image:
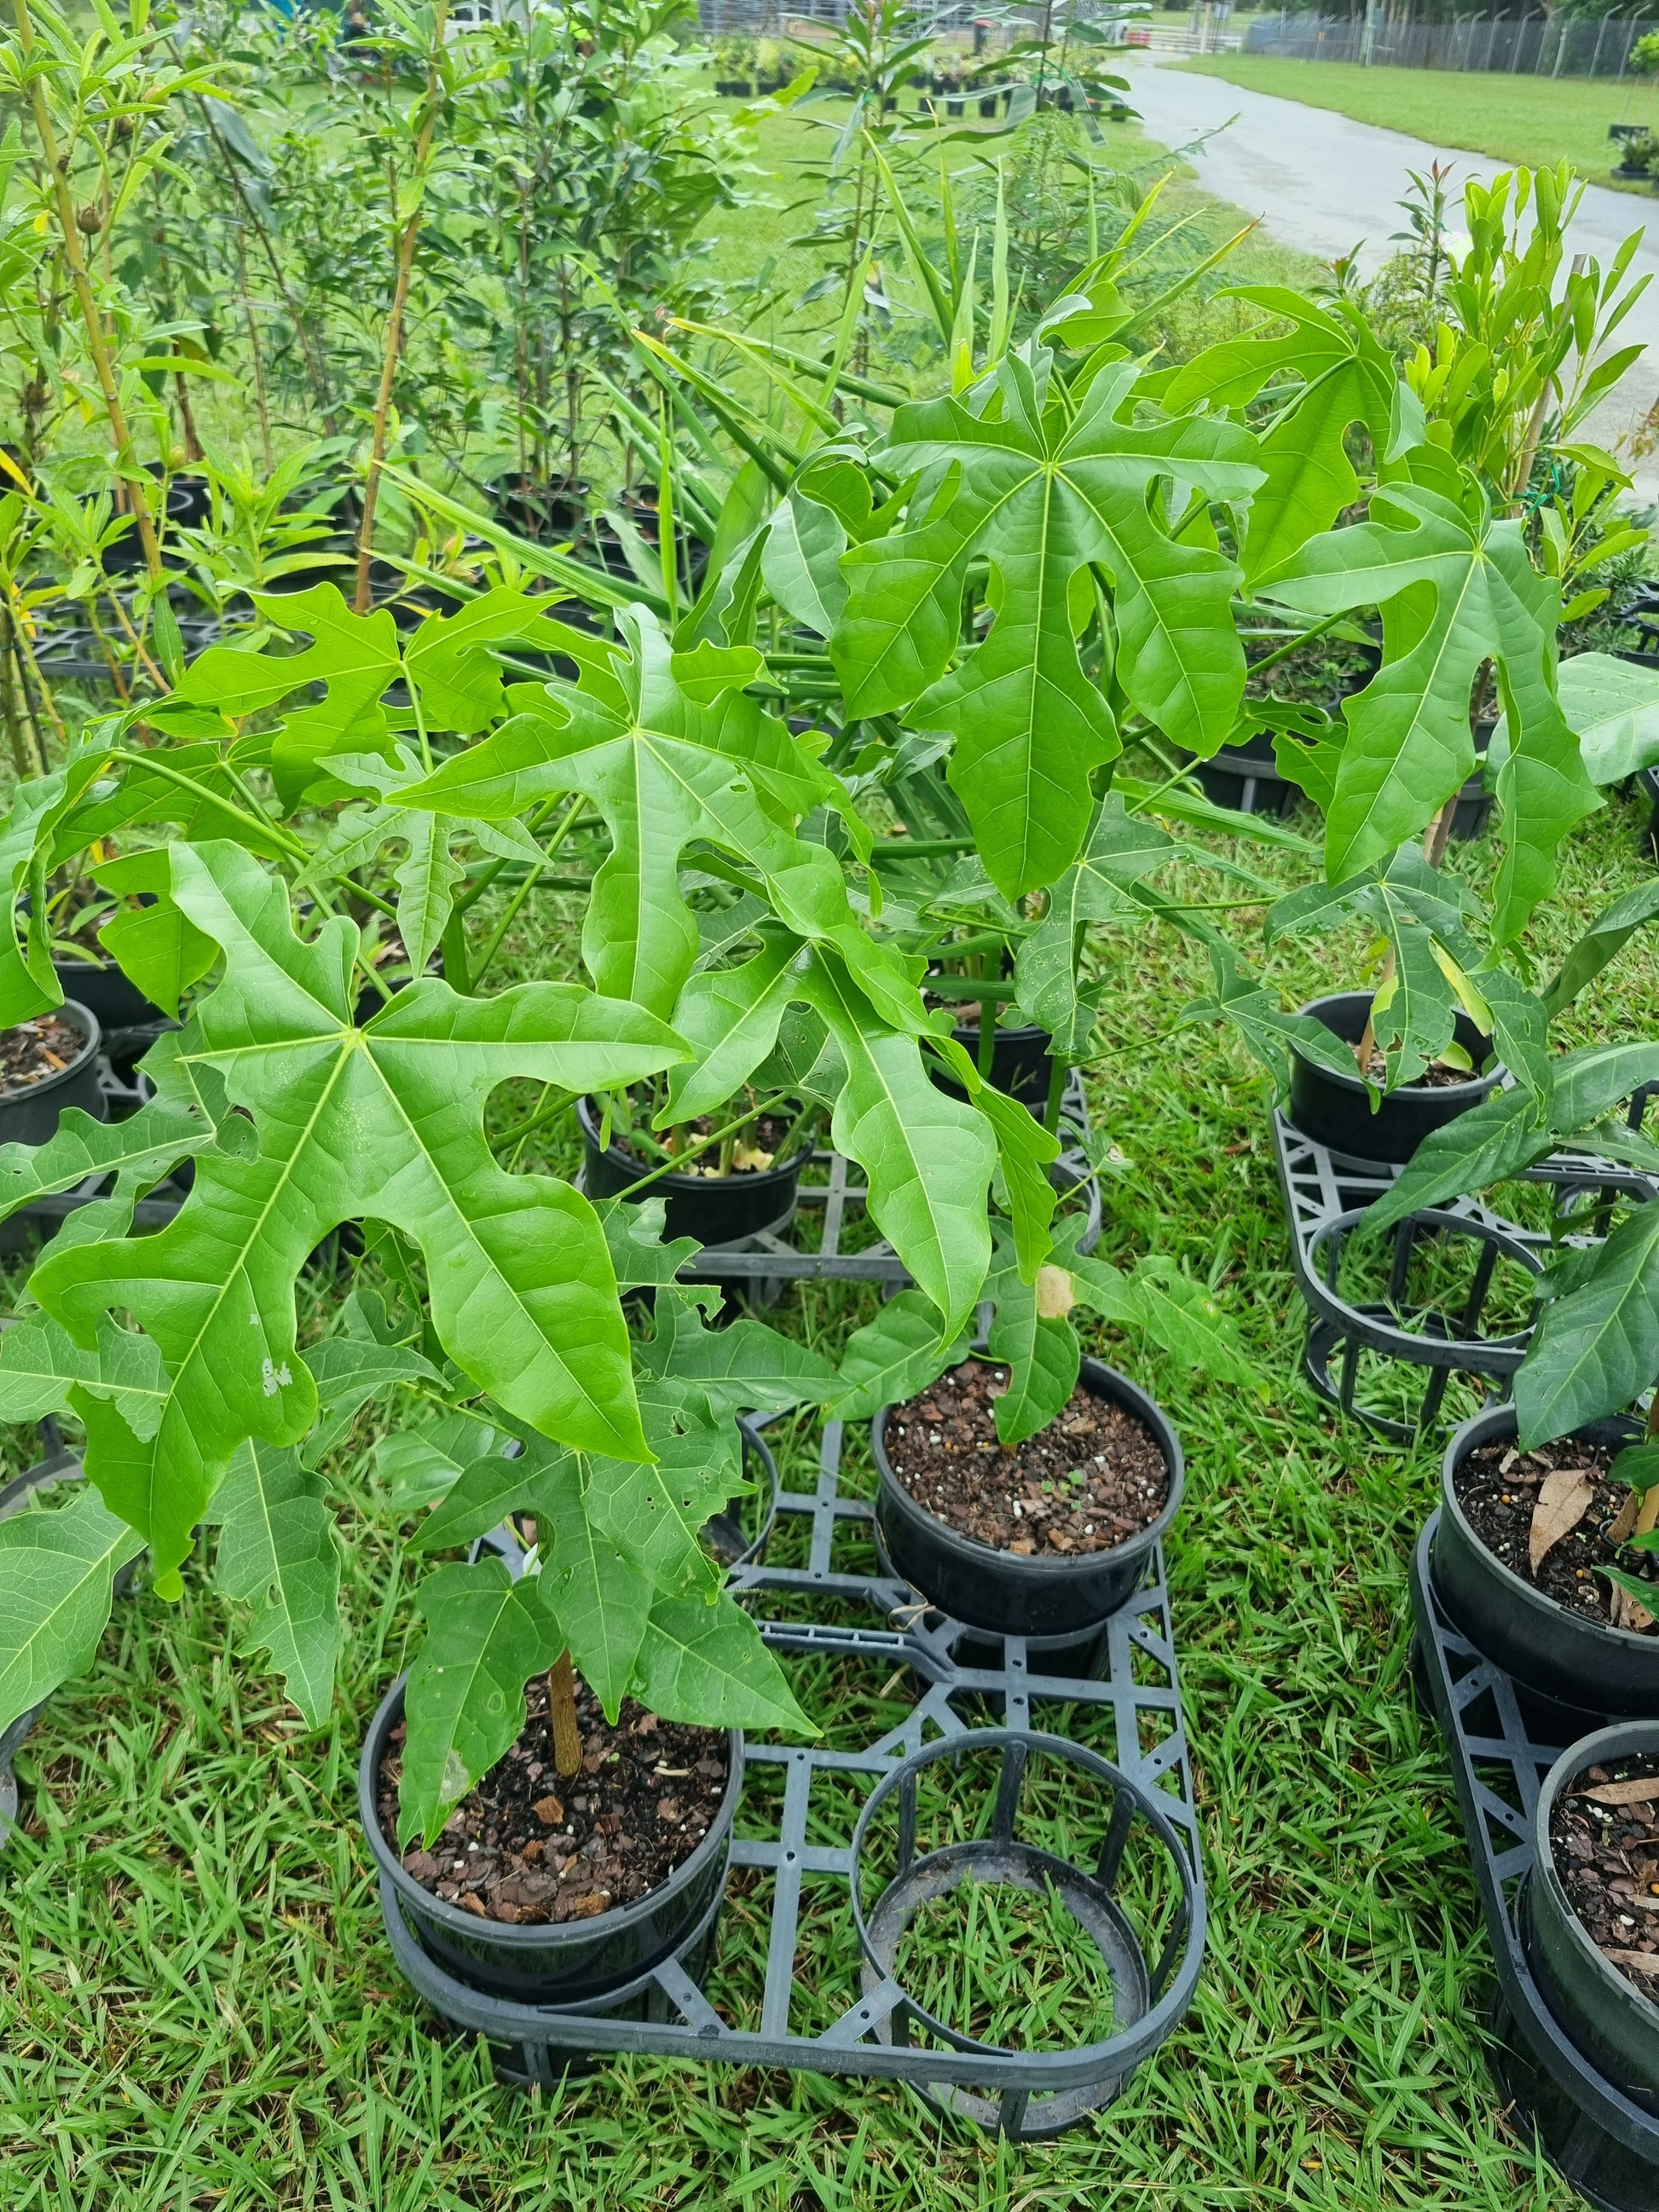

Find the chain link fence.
[{"left": 1244, "top": 11, "right": 1659, "bottom": 76}]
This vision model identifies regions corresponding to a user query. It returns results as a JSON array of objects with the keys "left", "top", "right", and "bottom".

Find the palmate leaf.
[
  {"left": 209, "top": 1438, "right": 341, "bottom": 1730},
  {"left": 1515, "top": 1204, "right": 1659, "bottom": 1448},
  {"left": 1160, "top": 289, "right": 1403, "bottom": 584},
  {"left": 1501, "top": 650, "right": 1659, "bottom": 787},
  {"left": 29, "top": 840, "right": 686, "bottom": 1591},
  {"left": 0, "top": 1311, "right": 168, "bottom": 1434},
  {"left": 0, "top": 1485, "right": 143, "bottom": 1736},
  {"left": 630, "top": 1590, "right": 810, "bottom": 1736},
  {"left": 399, "top": 606, "right": 910, "bottom": 1027},
  {"left": 634, "top": 1285, "right": 839, "bottom": 1417},
  {"left": 0, "top": 1029, "right": 221, "bottom": 1227},
  {"left": 834, "top": 349, "right": 1259, "bottom": 896},
  {"left": 1257, "top": 478, "right": 1598, "bottom": 939}
]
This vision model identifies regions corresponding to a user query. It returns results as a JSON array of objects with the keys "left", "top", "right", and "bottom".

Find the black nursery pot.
[
  {"left": 936, "top": 1017, "right": 1057, "bottom": 1110},
  {"left": 0, "top": 1000, "right": 104, "bottom": 1146},
  {"left": 1527, "top": 1719, "right": 1659, "bottom": 2105},
  {"left": 1286, "top": 990, "right": 1501, "bottom": 1164},
  {"left": 359, "top": 1676, "right": 743, "bottom": 2006},
  {"left": 1432, "top": 1404, "right": 1659, "bottom": 1719},
  {"left": 1192, "top": 729, "right": 1298, "bottom": 819},
  {"left": 51, "top": 957, "right": 166, "bottom": 1036},
  {"left": 872, "top": 1358, "right": 1184, "bottom": 1638},
  {"left": 577, "top": 1095, "right": 804, "bottom": 1250}
]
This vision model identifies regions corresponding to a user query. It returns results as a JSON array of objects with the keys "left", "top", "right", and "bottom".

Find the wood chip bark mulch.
[
  {"left": 1550, "top": 1753, "right": 1659, "bottom": 1998},
  {"left": 1361, "top": 1050, "right": 1480, "bottom": 1089},
  {"left": 0, "top": 1013, "right": 85, "bottom": 1094},
  {"left": 883, "top": 1360, "right": 1169, "bottom": 1558},
  {"left": 1455, "top": 1437, "right": 1659, "bottom": 1632},
  {"left": 379, "top": 1672, "right": 728, "bottom": 1926}
]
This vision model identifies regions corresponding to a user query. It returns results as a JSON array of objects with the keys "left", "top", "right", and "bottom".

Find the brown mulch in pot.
[
  {"left": 882, "top": 1360, "right": 1169, "bottom": 1558},
  {"left": 1454, "top": 1436, "right": 1657, "bottom": 1634},
  {"left": 378, "top": 1671, "right": 729, "bottom": 1926},
  {"left": 1549, "top": 1753, "right": 1659, "bottom": 1999},
  {"left": 0, "top": 1013, "right": 86, "bottom": 1094}
]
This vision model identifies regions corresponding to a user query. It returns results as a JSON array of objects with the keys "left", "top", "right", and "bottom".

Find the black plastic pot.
[
  {"left": 1191, "top": 730, "right": 1298, "bottom": 818},
  {"left": 1432, "top": 1404, "right": 1659, "bottom": 1719},
  {"left": 872, "top": 1358, "right": 1183, "bottom": 1638},
  {"left": 577, "top": 1095, "right": 804, "bottom": 1250},
  {"left": 1286, "top": 990, "right": 1501, "bottom": 1165},
  {"left": 359, "top": 1674, "right": 743, "bottom": 2006},
  {"left": 1528, "top": 1719, "right": 1659, "bottom": 2107},
  {"left": 0, "top": 1001, "right": 104, "bottom": 1147},
  {"left": 935, "top": 1017, "right": 1057, "bottom": 1110},
  {"left": 51, "top": 957, "right": 167, "bottom": 1035}
]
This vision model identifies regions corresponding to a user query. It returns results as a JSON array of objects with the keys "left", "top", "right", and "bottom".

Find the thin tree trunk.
[
  {"left": 547, "top": 1649, "right": 582, "bottom": 1781},
  {"left": 13, "top": 0, "right": 162, "bottom": 585},
  {"left": 356, "top": 1, "right": 453, "bottom": 614}
]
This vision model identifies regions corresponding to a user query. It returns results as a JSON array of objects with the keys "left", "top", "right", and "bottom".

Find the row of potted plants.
[{"left": 1, "top": 154, "right": 1658, "bottom": 2112}]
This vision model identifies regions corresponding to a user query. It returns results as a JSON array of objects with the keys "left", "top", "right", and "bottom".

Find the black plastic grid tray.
[
  {"left": 1409, "top": 1515, "right": 1659, "bottom": 2210},
  {"left": 378, "top": 1408, "right": 1205, "bottom": 2137},
  {"left": 1270, "top": 1109, "right": 1658, "bottom": 1441}
]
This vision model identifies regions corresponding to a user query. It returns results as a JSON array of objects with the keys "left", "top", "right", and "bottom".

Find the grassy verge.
[
  {"left": 3, "top": 778, "right": 1654, "bottom": 2208},
  {"left": 1174, "top": 55, "right": 1659, "bottom": 191}
]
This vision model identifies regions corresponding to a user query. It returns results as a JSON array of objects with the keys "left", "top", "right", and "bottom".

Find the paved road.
[{"left": 1125, "top": 56, "right": 1659, "bottom": 482}]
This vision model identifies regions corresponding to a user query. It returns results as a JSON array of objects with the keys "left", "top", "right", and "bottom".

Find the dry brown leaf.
[
  {"left": 1614, "top": 1583, "right": 1657, "bottom": 1633},
  {"left": 1581, "top": 1777, "right": 1659, "bottom": 1807},
  {"left": 1602, "top": 1949, "right": 1659, "bottom": 1976},
  {"left": 1529, "top": 1468, "right": 1596, "bottom": 1574},
  {"left": 1035, "top": 1264, "right": 1074, "bottom": 1320},
  {"left": 1609, "top": 1488, "right": 1643, "bottom": 1545}
]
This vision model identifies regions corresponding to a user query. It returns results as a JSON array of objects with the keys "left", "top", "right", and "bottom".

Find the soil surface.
[
  {"left": 1549, "top": 1752, "right": 1659, "bottom": 1996},
  {"left": 1362, "top": 1049, "right": 1482, "bottom": 1089},
  {"left": 1455, "top": 1437, "right": 1659, "bottom": 1633},
  {"left": 883, "top": 1360, "right": 1170, "bottom": 1557},
  {"left": 0, "top": 1012, "right": 87, "bottom": 1094},
  {"left": 608, "top": 1106, "right": 803, "bottom": 1177},
  {"left": 379, "top": 1671, "right": 729, "bottom": 1926}
]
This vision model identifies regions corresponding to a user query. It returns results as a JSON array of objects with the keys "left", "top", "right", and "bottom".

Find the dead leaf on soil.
[
  {"left": 1581, "top": 1777, "right": 1659, "bottom": 1807},
  {"left": 1602, "top": 1949, "right": 1659, "bottom": 1975},
  {"left": 1529, "top": 1468, "right": 1595, "bottom": 1574}
]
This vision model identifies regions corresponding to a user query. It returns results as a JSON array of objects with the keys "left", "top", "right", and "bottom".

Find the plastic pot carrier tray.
[
  {"left": 377, "top": 1408, "right": 1206, "bottom": 2140},
  {"left": 1411, "top": 1518, "right": 1659, "bottom": 2210},
  {"left": 1269, "top": 1108, "right": 1659, "bottom": 1441}
]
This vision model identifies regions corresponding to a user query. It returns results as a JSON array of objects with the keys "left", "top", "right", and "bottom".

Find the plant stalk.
[
  {"left": 547, "top": 1648, "right": 581, "bottom": 1781},
  {"left": 356, "top": 0, "right": 453, "bottom": 614},
  {"left": 13, "top": 0, "right": 162, "bottom": 585}
]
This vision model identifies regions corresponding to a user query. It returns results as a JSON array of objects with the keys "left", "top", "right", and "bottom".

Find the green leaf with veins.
[
  {"left": 630, "top": 1590, "right": 812, "bottom": 1735},
  {"left": 399, "top": 606, "right": 908, "bottom": 1026},
  {"left": 90, "top": 847, "right": 216, "bottom": 1019},
  {"left": 795, "top": 949, "right": 995, "bottom": 1338},
  {"left": 634, "top": 1285, "right": 839, "bottom": 1416},
  {"left": 411, "top": 1435, "right": 573, "bottom": 1553},
  {"left": 0, "top": 1312, "right": 167, "bottom": 1431},
  {"left": 300, "top": 1337, "right": 446, "bottom": 1469},
  {"left": 1182, "top": 941, "right": 1373, "bottom": 1100},
  {"left": 1545, "top": 879, "right": 1659, "bottom": 1018},
  {"left": 1162, "top": 290, "right": 1400, "bottom": 584},
  {"left": 593, "top": 1194, "right": 702, "bottom": 1288},
  {"left": 1257, "top": 479, "right": 1597, "bottom": 937},
  {"left": 986, "top": 1237, "right": 1080, "bottom": 1447},
  {"left": 30, "top": 840, "right": 685, "bottom": 1591},
  {"left": 533, "top": 1449, "right": 656, "bottom": 1717},
  {"left": 394, "top": 812, "right": 468, "bottom": 979},
  {"left": 400, "top": 1556, "right": 562, "bottom": 1846},
  {"left": 835, "top": 349, "right": 1258, "bottom": 895},
  {"left": 1014, "top": 797, "right": 1174, "bottom": 1049},
  {"left": 209, "top": 1439, "right": 341, "bottom": 1729},
  {"left": 1357, "top": 1084, "right": 1552, "bottom": 1241},
  {"left": 378, "top": 1414, "right": 496, "bottom": 1515},
  {"left": 831, "top": 1289, "right": 969, "bottom": 1420},
  {"left": 0, "top": 741, "right": 118, "bottom": 1023},
  {"left": 659, "top": 927, "right": 805, "bottom": 1125},
  {"left": 0, "top": 1486, "right": 143, "bottom": 1736},
  {"left": 1516, "top": 1204, "right": 1659, "bottom": 1449},
  {"left": 1552, "top": 1042, "right": 1659, "bottom": 1133},
  {"left": 0, "top": 1031, "right": 219, "bottom": 1228}
]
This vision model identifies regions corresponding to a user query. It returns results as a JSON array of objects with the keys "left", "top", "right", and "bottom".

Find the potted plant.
[
  {"left": 832, "top": 1214, "right": 1257, "bottom": 1640},
  {"left": 1528, "top": 1719, "right": 1659, "bottom": 2099}
]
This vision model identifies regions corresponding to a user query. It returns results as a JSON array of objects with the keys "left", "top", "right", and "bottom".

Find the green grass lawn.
[
  {"left": 1176, "top": 55, "right": 1659, "bottom": 192},
  {"left": 3, "top": 777, "right": 1656, "bottom": 2209}
]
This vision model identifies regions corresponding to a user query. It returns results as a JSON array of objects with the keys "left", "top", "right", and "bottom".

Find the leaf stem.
[
  {"left": 606, "top": 1091, "right": 793, "bottom": 1201},
  {"left": 548, "top": 1649, "right": 582, "bottom": 1782},
  {"left": 469, "top": 794, "right": 587, "bottom": 990}
]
